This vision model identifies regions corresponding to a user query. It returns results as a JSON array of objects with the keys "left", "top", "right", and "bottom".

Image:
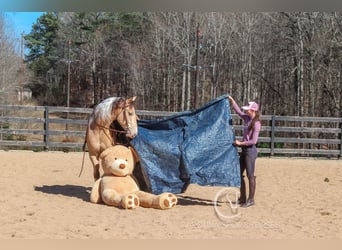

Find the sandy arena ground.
[{"left": 0, "top": 150, "right": 341, "bottom": 239}]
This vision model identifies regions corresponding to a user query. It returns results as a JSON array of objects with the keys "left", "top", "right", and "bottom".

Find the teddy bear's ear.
[
  {"left": 99, "top": 146, "right": 114, "bottom": 160},
  {"left": 129, "top": 146, "right": 140, "bottom": 164}
]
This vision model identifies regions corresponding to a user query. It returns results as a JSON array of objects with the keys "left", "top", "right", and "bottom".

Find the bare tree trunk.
[
  {"left": 186, "top": 65, "right": 191, "bottom": 110},
  {"left": 181, "top": 67, "right": 186, "bottom": 111},
  {"left": 0, "top": 13, "right": 22, "bottom": 104},
  {"left": 297, "top": 16, "right": 305, "bottom": 117}
]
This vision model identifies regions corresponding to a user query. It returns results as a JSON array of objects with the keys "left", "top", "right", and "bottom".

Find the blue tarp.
[{"left": 130, "top": 95, "right": 240, "bottom": 195}]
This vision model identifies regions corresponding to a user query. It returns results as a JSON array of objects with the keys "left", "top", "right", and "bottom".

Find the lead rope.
[
  {"left": 78, "top": 149, "right": 86, "bottom": 177},
  {"left": 79, "top": 114, "right": 91, "bottom": 178},
  {"left": 78, "top": 123, "right": 128, "bottom": 178},
  {"left": 78, "top": 104, "right": 132, "bottom": 178}
]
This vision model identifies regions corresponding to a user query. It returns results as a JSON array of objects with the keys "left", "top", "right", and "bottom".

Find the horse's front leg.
[
  {"left": 89, "top": 154, "right": 100, "bottom": 181},
  {"left": 86, "top": 123, "right": 102, "bottom": 181},
  {"left": 86, "top": 141, "right": 101, "bottom": 181}
]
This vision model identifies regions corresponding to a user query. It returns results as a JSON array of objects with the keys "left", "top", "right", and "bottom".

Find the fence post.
[
  {"left": 270, "top": 115, "right": 275, "bottom": 157},
  {"left": 44, "top": 106, "right": 49, "bottom": 151}
]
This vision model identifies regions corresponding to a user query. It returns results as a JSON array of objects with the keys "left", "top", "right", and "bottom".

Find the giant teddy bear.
[{"left": 90, "top": 145, "right": 178, "bottom": 209}]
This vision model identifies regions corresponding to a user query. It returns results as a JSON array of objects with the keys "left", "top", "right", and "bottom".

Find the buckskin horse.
[{"left": 82, "top": 96, "right": 139, "bottom": 181}]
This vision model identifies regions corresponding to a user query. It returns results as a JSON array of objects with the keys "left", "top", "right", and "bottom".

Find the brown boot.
[
  {"left": 239, "top": 175, "right": 246, "bottom": 204},
  {"left": 241, "top": 176, "right": 256, "bottom": 208}
]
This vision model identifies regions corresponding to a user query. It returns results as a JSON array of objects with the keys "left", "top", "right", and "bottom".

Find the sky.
[
  {"left": 5, "top": 12, "right": 45, "bottom": 38},
  {"left": 4, "top": 12, "right": 45, "bottom": 55}
]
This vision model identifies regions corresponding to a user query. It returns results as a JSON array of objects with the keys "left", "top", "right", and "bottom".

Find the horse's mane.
[{"left": 93, "top": 97, "right": 124, "bottom": 125}]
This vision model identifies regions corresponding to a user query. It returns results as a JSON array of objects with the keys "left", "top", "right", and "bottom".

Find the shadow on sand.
[
  {"left": 176, "top": 195, "right": 215, "bottom": 206},
  {"left": 34, "top": 185, "right": 92, "bottom": 202},
  {"left": 34, "top": 185, "right": 216, "bottom": 207}
]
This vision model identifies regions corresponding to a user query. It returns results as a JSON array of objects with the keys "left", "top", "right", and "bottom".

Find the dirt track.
[{"left": 0, "top": 150, "right": 341, "bottom": 239}]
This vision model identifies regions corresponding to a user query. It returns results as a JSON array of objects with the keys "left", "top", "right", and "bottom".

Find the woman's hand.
[
  {"left": 228, "top": 95, "right": 235, "bottom": 104},
  {"left": 233, "top": 140, "right": 243, "bottom": 146}
]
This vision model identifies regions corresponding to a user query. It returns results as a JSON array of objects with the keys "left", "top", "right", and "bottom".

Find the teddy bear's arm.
[{"left": 90, "top": 178, "right": 102, "bottom": 203}]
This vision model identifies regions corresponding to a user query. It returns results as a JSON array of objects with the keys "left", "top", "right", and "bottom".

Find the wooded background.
[{"left": 1, "top": 12, "right": 341, "bottom": 117}]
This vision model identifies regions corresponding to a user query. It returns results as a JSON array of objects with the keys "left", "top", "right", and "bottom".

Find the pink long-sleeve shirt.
[{"left": 232, "top": 102, "right": 261, "bottom": 146}]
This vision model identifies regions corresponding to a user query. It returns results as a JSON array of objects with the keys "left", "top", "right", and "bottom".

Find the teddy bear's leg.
[
  {"left": 136, "top": 191, "right": 178, "bottom": 209},
  {"left": 101, "top": 189, "right": 123, "bottom": 207},
  {"left": 90, "top": 178, "right": 102, "bottom": 203},
  {"left": 121, "top": 193, "right": 140, "bottom": 209}
]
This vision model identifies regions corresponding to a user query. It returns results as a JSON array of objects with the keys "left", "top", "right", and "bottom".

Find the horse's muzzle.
[{"left": 126, "top": 129, "right": 138, "bottom": 139}]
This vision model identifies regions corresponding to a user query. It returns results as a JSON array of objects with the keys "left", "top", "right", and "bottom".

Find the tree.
[
  {"left": 24, "top": 12, "right": 60, "bottom": 103},
  {"left": 0, "top": 13, "right": 24, "bottom": 104},
  {"left": 20, "top": 12, "right": 342, "bottom": 118}
]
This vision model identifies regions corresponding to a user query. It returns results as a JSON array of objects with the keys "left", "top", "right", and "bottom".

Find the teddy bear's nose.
[{"left": 119, "top": 163, "right": 126, "bottom": 169}]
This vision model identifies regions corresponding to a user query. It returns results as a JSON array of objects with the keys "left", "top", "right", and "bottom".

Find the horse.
[{"left": 83, "top": 96, "right": 139, "bottom": 181}]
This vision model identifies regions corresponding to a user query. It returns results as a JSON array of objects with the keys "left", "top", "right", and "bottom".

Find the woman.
[{"left": 228, "top": 96, "right": 261, "bottom": 208}]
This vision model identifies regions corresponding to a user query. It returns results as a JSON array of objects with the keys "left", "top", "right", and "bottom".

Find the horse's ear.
[{"left": 128, "top": 96, "right": 137, "bottom": 103}]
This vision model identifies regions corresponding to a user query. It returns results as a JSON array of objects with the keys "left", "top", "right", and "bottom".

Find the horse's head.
[{"left": 115, "top": 96, "right": 139, "bottom": 139}]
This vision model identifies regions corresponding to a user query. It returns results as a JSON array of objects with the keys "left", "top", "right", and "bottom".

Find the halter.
[
  {"left": 94, "top": 122, "right": 127, "bottom": 134},
  {"left": 95, "top": 103, "right": 136, "bottom": 146},
  {"left": 95, "top": 102, "right": 134, "bottom": 131},
  {"left": 79, "top": 101, "right": 135, "bottom": 178}
]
